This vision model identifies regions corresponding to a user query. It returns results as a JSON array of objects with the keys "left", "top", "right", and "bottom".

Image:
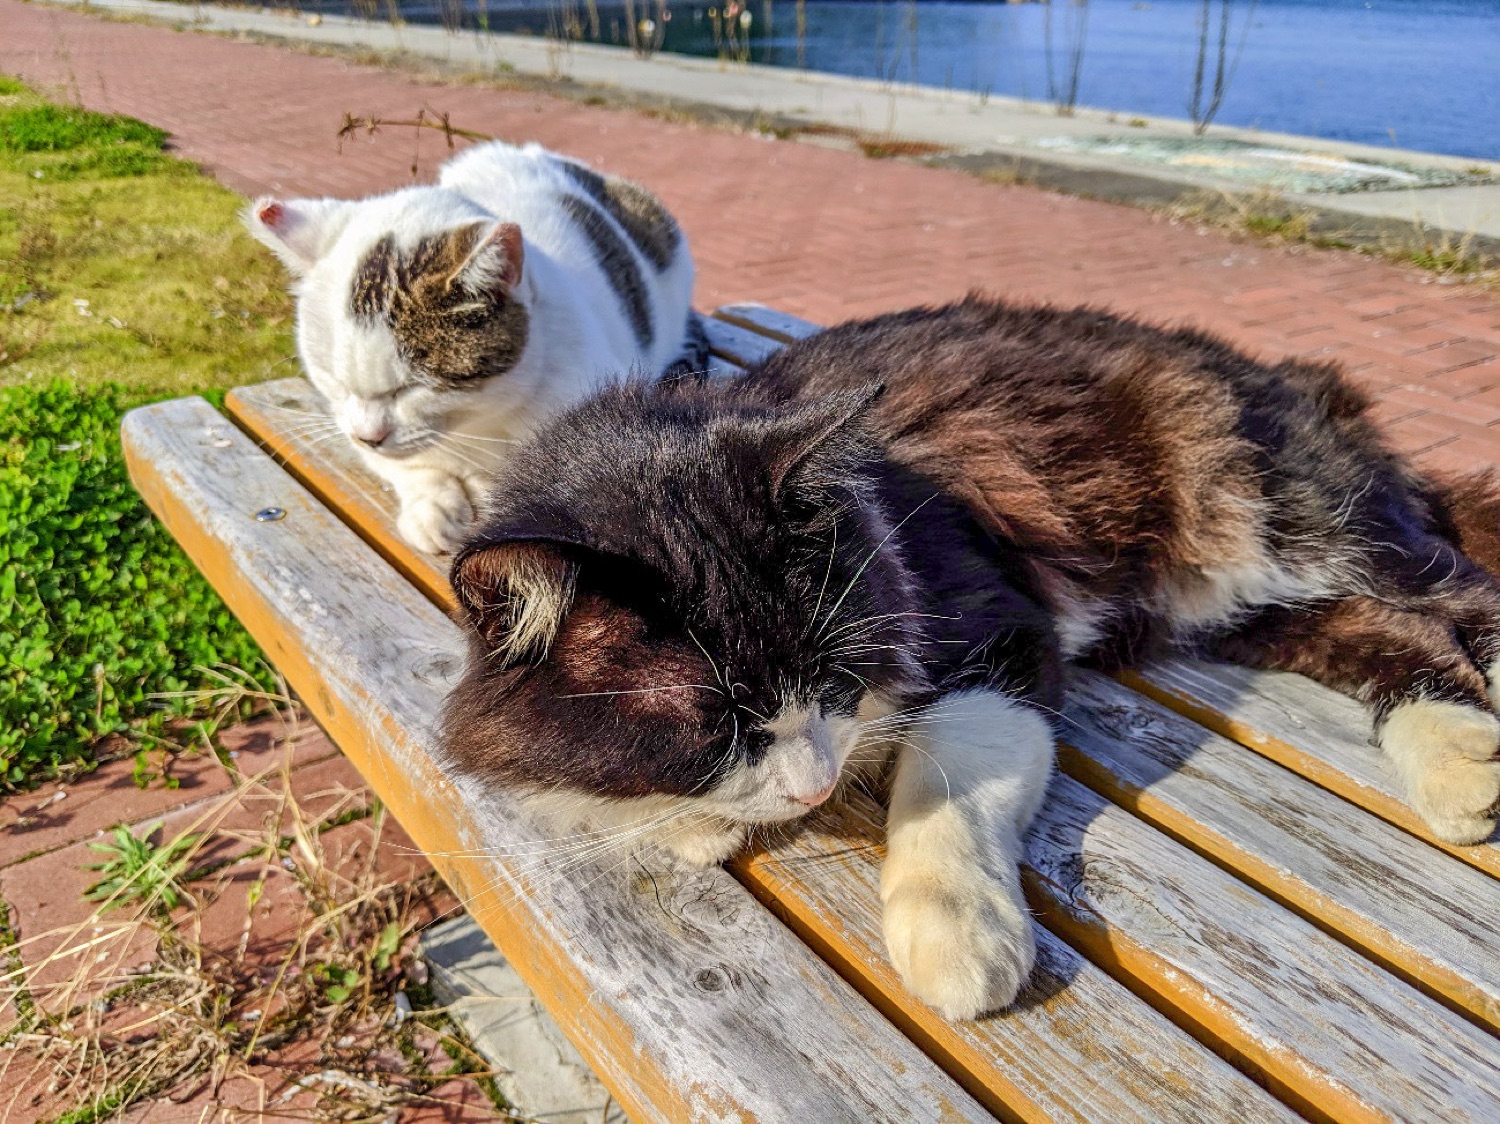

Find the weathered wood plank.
[
  {"left": 738, "top": 799, "right": 1298, "bottom": 1124},
  {"left": 713, "top": 303, "right": 823, "bottom": 343},
  {"left": 225, "top": 381, "right": 448, "bottom": 610},
  {"left": 700, "top": 314, "right": 785, "bottom": 367},
  {"left": 1121, "top": 661, "right": 1500, "bottom": 877},
  {"left": 227, "top": 382, "right": 1300, "bottom": 1123},
  {"left": 1029, "top": 775, "right": 1500, "bottom": 1123},
  {"left": 1061, "top": 670, "right": 1500, "bottom": 1030},
  {"left": 121, "top": 397, "right": 990, "bottom": 1124},
  {"left": 716, "top": 303, "right": 1500, "bottom": 874}
]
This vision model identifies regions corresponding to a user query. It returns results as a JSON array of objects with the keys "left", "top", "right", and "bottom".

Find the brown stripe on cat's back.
[
  {"left": 560, "top": 194, "right": 654, "bottom": 352},
  {"left": 562, "top": 161, "right": 681, "bottom": 272}
]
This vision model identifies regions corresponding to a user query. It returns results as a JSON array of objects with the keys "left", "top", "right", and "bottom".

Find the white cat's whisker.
[
  {"left": 445, "top": 432, "right": 523, "bottom": 445},
  {"left": 830, "top": 663, "right": 875, "bottom": 692},
  {"left": 454, "top": 808, "right": 715, "bottom": 921},
  {"left": 823, "top": 608, "right": 962, "bottom": 643},
  {"left": 405, "top": 808, "right": 688, "bottom": 860},
  {"left": 685, "top": 627, "right": 730, "bottom": 691},
  {"left": 447, "top": 813, "right": 690, "bottom": 909}
]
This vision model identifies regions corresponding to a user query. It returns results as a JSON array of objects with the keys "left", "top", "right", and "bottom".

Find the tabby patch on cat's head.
[
  {"left": 442, "top": 379, "right": 924, "bottom": 826},
  {"left": 246, "top": 189, "right": 532, "bottom": 459},
  {"left": 348, "top": 222, "right": 529, "bottom": 391}
]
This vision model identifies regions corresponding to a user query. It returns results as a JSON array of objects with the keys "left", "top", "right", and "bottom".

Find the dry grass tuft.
[
  {"left": 1163, "top": 188, "right": 1499, "bottom": 288},
  {"left": 0, "top": 710, "right": 507, "bottom": 1122}
]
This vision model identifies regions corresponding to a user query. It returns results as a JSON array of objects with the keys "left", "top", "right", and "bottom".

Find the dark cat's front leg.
[{"left": 880, "top": 689, "right": 1055, "bottom": 1019}]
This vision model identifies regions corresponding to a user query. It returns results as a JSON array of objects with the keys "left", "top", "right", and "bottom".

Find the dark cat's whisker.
[
  {"left": 557, "top": 683, "right": 724, "bottom": 700},
  {"left": 815, "top": 495, "right": 938, "bottom": 642},
  {"left": 822, "top": 608, "right": 962, "bottom": 644},
  {"left": 802, "top": 523, "right": 840, "bottom": 642}
]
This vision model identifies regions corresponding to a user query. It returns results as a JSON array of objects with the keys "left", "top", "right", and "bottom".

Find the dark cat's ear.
[
  {"left": 450, "top": 538, "right": 577, "bottom": 668},
  {"left": 767, "top": 384, "right": 886, "bottom": 499},
  {"left": 446, "top": 221, "right": 525, "bottom": 296}
]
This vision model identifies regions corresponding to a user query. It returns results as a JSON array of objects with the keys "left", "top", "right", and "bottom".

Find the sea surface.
[{"left": 304, "top": 0, "right": 1500, "bottom": 160}]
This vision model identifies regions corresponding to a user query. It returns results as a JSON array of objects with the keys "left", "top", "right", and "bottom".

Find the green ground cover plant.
[{"left": 0, "top": 77, "right": 296, "bottom": 787}]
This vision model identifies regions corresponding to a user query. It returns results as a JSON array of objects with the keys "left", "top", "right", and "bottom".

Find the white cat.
[{"left": 247, "top": 141, "right": 700, "bottom": 553}]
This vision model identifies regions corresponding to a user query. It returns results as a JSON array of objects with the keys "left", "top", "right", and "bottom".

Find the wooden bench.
[{"left": 121, "top": 304, "right": 1500, "bottom": 1122}]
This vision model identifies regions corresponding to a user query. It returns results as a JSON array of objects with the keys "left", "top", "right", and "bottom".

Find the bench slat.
[
  {"left": 1121, "top": 662, "right": 1500, "bottom": 877},
  {"left": 121, "top": 397, "right": 990, "bottom": 1124},
  {"left": 1062, "top": 670, "right": 1500, "bottom": 1029},
  {"left": 700, "top": 315, "right": 786, "bottom": 367},
  {"left": 714, "top": 303, "right": 824, "bottom": 342},
  {"left": 225, "top": 379, "right": 1297, "bottom": 1122},
  {"left": 737, "top": 799, "right": 1298, "bottom": 1124},
  {"left": 715, "top": 304, "right": 1500, "bottom": 876},
  {"left": 1031, "top": 775, "right": 1500, "bottom": 1123}
]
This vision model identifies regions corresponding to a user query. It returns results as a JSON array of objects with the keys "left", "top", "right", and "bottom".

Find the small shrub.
[
  {"left": 0, "top": 380, "right": 271, "bottom": 786},
  {"left": 0, "top": 75, "right": 25, "bottom": 97},
  {"left": 84, "top": 820, "right": 200, "bottom": 913},
  {"left": 0, "top": 104, "right": 165, "bottom": 154}
]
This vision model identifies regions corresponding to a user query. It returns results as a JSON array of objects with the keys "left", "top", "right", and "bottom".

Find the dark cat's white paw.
[
  {"left": 656, "top": 819, "right": 747, "bottom": 868},
  {"left": 1381, "top": 699, "right": 1500, "bottom": 845},
  {"left": 398, "top": 485, "right": 476, "bottom": 554},
  {"left": 881, "top": 867, "right": 1035, "bottom": 1020}
]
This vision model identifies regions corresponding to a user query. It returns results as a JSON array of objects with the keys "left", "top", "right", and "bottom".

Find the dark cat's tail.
[{"left": 1429, "top": 468, "right": 1500, "bottom": 579}]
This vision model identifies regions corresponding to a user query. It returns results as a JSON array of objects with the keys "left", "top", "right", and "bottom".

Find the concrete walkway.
[
  {"left": 5, "top": 0, "right": 1500, "bottom": 474},
  {"left": 31, "top": 0, "right": 1500, "bottom": 249}
]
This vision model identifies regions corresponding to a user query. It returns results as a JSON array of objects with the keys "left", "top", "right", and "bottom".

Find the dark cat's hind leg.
[
  {"left": 1210, "top": 597, "right": 1500, "bottom": 844},
  {"left": 1421, "top": 469, "right": 1500, "bottom": 700}
]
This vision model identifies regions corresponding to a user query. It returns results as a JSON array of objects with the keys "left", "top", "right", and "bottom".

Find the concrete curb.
[{"left": 420, "top": 916, "right": 628, "bottom": 1124}]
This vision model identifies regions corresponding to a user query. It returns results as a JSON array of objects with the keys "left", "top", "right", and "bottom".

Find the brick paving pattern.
[
  {"left": 0, "top": 716, "right": 477, "bottom": 1121},
  {"left": 4, "top": 0, "right": 1498, "bottom": 475}
]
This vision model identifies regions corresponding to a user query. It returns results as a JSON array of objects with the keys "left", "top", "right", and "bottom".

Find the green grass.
[
  {"left": 1, "top": 86, "right": 294, "bottom": 398},
  {"left": 0, "top": 77, "right": 294, "bottom": 787}
]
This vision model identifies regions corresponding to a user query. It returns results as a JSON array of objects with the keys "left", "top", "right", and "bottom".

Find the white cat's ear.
[
  {"left": 245, "top": 197, "right": 356, "bottom": 275},
  {"left": 448, "top": 221, "right": 525, "bottom": 296}
]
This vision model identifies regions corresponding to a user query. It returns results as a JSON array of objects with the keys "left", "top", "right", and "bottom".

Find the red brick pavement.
[{"left": 5, "top": 2, "right": 1500, "bottom": 469}]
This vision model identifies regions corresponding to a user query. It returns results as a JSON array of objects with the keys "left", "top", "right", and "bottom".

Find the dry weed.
[{"left": 0, "top": 710, "right": 507, "bottom": 1123}]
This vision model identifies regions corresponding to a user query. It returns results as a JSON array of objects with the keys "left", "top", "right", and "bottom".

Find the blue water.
[{"left": 323, "top": 1, "right": 1500, "bottom": 160}]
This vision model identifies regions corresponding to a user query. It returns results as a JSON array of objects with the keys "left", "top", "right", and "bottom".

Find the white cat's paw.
[
  {"left": 655, "top": 819, "right": 747, "bottom": 867},
  {"left": 1382, "top": 699, "right": 1500, "bottom": 845},
  {"left": 397, "top": 486, "right": 476, "bottom": 554},
  {"left": 881, "top": 867, "right": 1035, "bottom": 1020}
]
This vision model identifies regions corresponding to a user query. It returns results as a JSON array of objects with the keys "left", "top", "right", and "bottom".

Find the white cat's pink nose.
[{"left": 351, "top": 422, "right": 392, "bottom": 448}]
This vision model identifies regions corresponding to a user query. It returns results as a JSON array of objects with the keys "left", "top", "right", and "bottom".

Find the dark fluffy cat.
[{"left": 442, "top": 296, "right": 1500, "bottom": 1020}]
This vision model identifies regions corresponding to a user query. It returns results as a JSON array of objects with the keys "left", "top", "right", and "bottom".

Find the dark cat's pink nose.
[{"left": 793, "top": 782, "right": 837, "bottom": 807}]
